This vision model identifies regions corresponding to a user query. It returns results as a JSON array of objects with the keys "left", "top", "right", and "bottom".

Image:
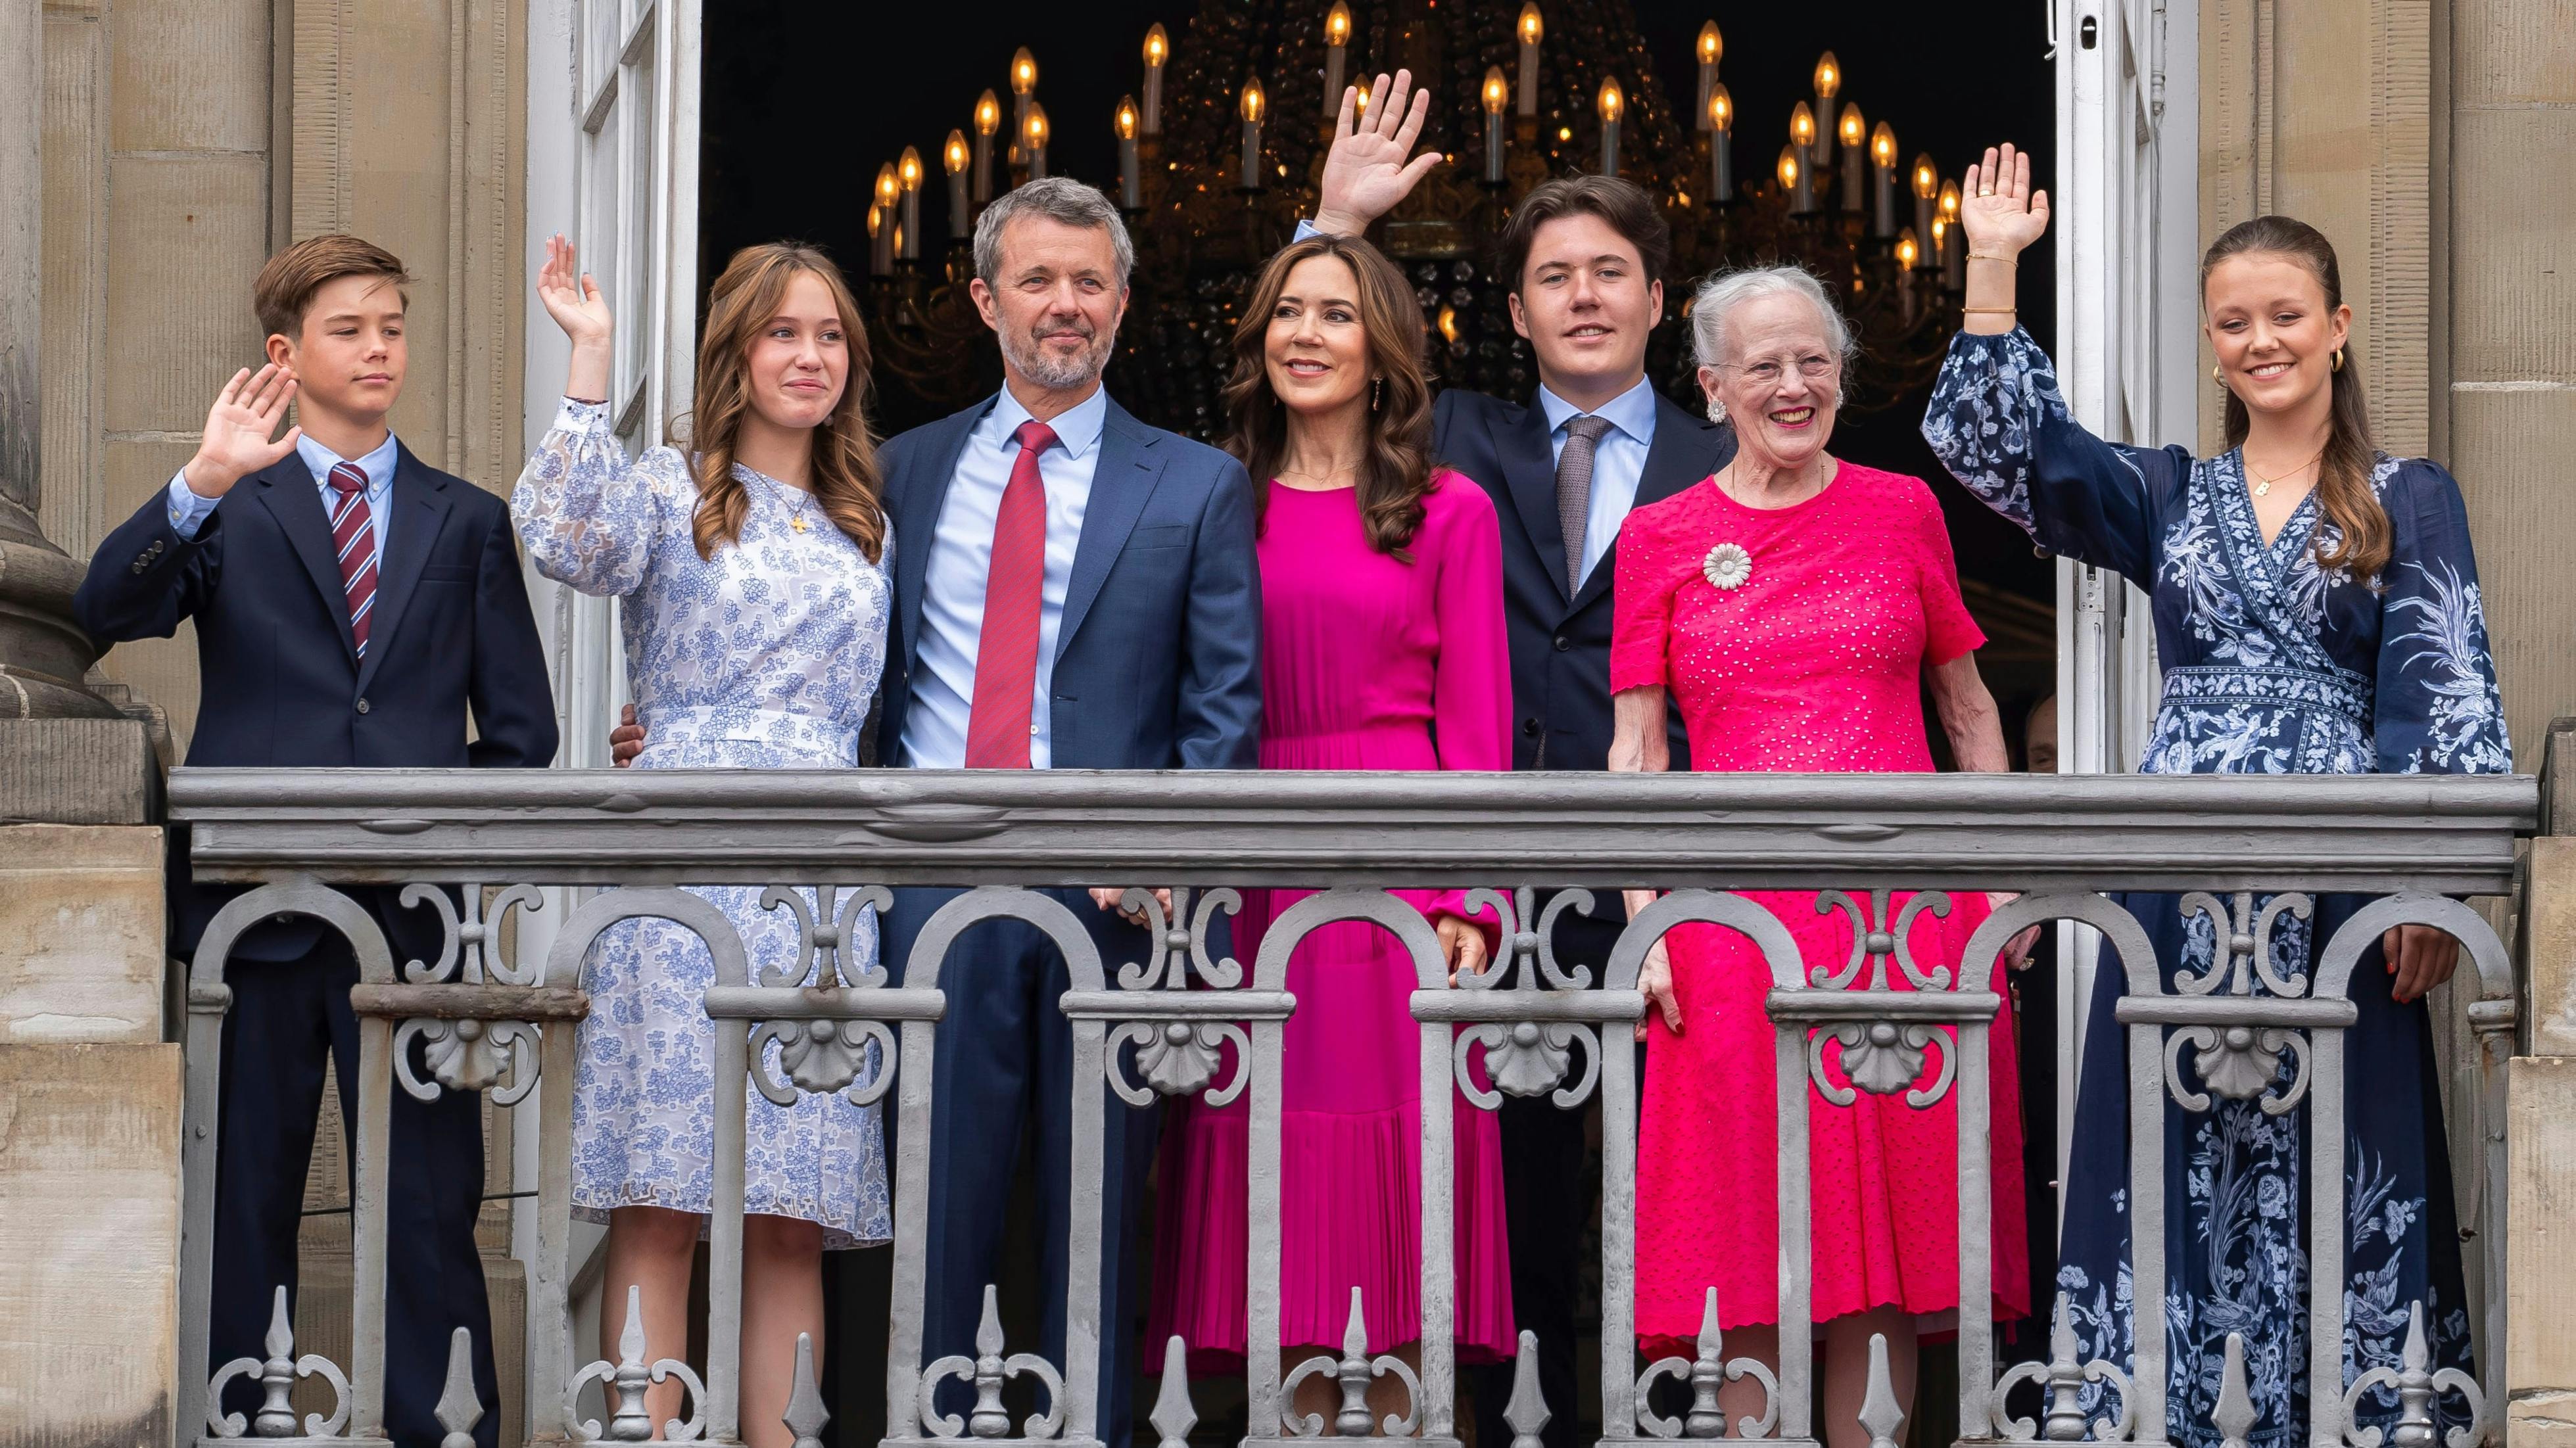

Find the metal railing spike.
[
  {"left": 1504, "top": 1330, "right": 1550, "bottom": 1448},
  {"left": 1858, "top": 1333, "right": 1905, "bottom": 1448},
  {"left": 2211, "top": 1333, "right": 2255, "bottom": 1448},
  {"left": 435, "top": 1327, "right": 483, "bottom": 1448},
  {"left": 1150, "top": 1336, "right": 1198, "bottom": 1448},
  {"left": 784, "top": 1332, "right": 829, "bottom": 1448}
]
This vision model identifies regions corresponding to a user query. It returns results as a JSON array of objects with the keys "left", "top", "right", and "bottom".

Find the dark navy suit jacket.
[
  {"left": 74, "top": 444, "right": 558, "bottom": 960},
  {"left": 875, "top": 392, "right": 1262, "bottom": 771},
  {"left": 1430, "top": 386, "right": 1731, "bottom": 772}
]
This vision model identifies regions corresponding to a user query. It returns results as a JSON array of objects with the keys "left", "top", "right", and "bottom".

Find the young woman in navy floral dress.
[{"left": 1922, "top": 145, "right": 2509, "bottom": 1448}]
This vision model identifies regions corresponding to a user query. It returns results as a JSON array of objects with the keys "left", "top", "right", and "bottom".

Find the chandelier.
[{"left": 858, "top": 1, "right": 1972, "bottom": 442}]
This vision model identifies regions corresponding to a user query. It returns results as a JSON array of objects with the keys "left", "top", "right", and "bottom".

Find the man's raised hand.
[
  {"left": 181, "top": 363, "right": 302, "bottom": 500},
  {"left": 1313, "top": 69, "right": 1443, "bottom": 237}
]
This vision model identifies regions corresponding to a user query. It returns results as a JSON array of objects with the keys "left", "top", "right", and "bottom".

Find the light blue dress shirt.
[
  {"left": 899, "top": 385, "right": 1107, "bottom": 770},
  {"left": 166, "top": 431, "right": 400, "bottom": 579},
  {"left": 1537, "top": 376, "right": 1658, "bottom": 587}
]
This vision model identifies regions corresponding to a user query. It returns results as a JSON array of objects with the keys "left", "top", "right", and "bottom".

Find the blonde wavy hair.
[{"left": 677, "top": 243, "right": 886, "bottom": 563}]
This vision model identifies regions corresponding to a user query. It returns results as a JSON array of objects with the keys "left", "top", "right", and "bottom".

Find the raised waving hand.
[
  {"left": 179, "top": 363, "right": 302, "bottom": 499},
  {"left": 1956, "top": 143, "right": 2051, "bottom": 261},
  {"left": 1314, "top": 69, "right": 1443, "bottom": 237},
  {"left": 537, "top": 232, "right": 615, "bottom": 403}
]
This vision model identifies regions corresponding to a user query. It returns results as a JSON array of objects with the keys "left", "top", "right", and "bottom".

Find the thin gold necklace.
[{"left": 2244, "top": 450, "right": 2322, "bottom": 499}]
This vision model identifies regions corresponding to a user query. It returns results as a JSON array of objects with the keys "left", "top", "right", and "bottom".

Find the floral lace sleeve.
[
  {"left": 2375, "top": 459, "right": 2512, "bottom": 774},
  {"left": 510, "top": 397, "right": 691, "bottom": 597},
  {"left": 1921, "top": 325, "right": 2191, "bottom": 589}
]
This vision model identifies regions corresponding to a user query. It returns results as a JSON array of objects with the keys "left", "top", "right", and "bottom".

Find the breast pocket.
[
  {"left": 419, "top": 564, "right": 475, "bottom": 585},
  {"left": 1126, "top": 525, "right": 1189, "bottom": 551}
]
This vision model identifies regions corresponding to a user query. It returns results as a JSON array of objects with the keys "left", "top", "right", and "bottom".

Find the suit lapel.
[
  {"left": 894, "top": 404, "right": 988, "bottom": 678},
  {"left": 1055, "top": 399, "right": 1162, "bottom": 660},
  {"left": 1567, "top": 394, "right": 1731, "bottom": 613},
  {"left": 1492, "top": 402, "right": 1571, "bottom": 605},
  {"left": 355, "top": 444, "right": 452, "bottom": 691},
  {"left": 256, "top": 457, "right": 358, "bottom": 662}
]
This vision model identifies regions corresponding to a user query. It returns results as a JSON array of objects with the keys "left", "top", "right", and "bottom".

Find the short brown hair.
[
  {"left": 1496, "top": 175, "right": 1670, "bottom": 294},
  {"left": 252, "top": 235, "right": 412, "bottom": 342}
]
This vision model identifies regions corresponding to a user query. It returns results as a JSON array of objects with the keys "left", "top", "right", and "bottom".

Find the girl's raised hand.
[
  {"left": 1957, "top": 143, "right": 2051, "bottom": 261},
  {"left": 538, "top": 233, "right": 614, "bottom": 350}
]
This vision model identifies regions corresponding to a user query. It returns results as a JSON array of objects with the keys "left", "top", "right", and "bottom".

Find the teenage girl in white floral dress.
[
  {"left": 515, "top": 236, "right": 892, "bottom": 1448},
  {"left": 1924, "top": 145, "right": 2508, "bottom": 1448}
]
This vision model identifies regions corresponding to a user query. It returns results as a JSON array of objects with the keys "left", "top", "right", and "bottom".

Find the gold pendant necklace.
[
  {"left": 789, "top": 513, "right": 809, "bottom": 533},
  {"left": 2245, "top": 450, "right": 2322, "bottom": 500}
]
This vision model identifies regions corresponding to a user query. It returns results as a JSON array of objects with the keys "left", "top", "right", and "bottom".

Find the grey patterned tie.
[{"left": 1556, "top": 413, "right": 1616, "bottom": 594}]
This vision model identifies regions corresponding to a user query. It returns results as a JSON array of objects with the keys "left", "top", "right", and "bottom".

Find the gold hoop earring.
[
  {"left": 2331, "top": 348, "right": 2345, "bottom": 373},
  {"left": 2212, "top": 363, "right": 2224, "bottom": 385}
]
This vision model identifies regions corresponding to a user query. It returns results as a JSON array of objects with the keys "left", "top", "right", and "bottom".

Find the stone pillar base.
[{"left": 0, "top": 530, "right": 116, "bottom": 721}]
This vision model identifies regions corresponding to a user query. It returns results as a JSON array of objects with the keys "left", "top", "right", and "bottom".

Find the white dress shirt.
[
  {"left": 1537, "top": 376, "right": 1658, "bottom": 589},
  {"left": 899, "top": 385, "right": 1107, "bottom": 770},
  {"left": 166, "top": 431, "right": 400, "bottom": 580}
]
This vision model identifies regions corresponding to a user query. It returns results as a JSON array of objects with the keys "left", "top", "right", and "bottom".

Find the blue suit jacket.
[
  {"left": 75, "top": 445, "right": 558, "bottom": 958},
  {"left": 875, "top": 391, "right": 1262, "bottom": 772},
  {"left": 1430, "top": 386, "right": 1731, "bottom": 772}
]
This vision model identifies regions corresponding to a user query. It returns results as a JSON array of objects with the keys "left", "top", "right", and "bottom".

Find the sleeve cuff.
[
  {"left": 1293, "top": 219, "right": 1320, "bottom": 243},
  {"left": 165, "top": 470, "right": 218, "bottom": 539},
  {"left": 554, "top": 395, "right": 613, "bottom": 431}
]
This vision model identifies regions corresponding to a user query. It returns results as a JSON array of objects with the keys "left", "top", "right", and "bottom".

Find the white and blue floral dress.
[
  {"left": 1924, "top": 329, "right": 2509, "bottom": 1447},
  {"left": 514, "top": 398, "right": 894, "bottom": 1248}
]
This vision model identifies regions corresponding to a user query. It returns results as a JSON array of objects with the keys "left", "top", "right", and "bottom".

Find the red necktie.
[
  {"left": 325, "top": 462, "right": 377, "bottom": 659},
  {"left": 963, "top": 419, "right": 1057, "bottom": 768}
]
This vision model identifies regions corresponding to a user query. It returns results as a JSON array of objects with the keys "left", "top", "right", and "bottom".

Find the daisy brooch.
[{"left": 1702, "top": 542, "right": 1753, "bottom": 591}]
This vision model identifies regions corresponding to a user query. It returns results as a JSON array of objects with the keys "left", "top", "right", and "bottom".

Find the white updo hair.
[{"left": 1688, "top": 264, "right": 1855, "bottom": 377}]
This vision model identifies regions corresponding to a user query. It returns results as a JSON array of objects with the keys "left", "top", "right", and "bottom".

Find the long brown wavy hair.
[
  {"left": 2203, "top": 216, "right": 2388, "bottom": 580},
  {"left": 1222, "top": 234, "right": 1438, "bottom": 558},
  {"left": 677, "top": 243, "right": 886, "bottom": 563}
]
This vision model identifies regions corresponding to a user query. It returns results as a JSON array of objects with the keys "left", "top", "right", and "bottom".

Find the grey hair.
[
  {"left": 1688, "top": 264, "right": 1855, "bottom": 377},
  {"left": 972, "top": 176, "right": 1135, "bottom": 290}
]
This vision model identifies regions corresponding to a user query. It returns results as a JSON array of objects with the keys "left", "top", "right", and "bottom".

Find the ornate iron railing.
[{"left": 166, "top": 768, "right": 2535, "bottom": 1448}]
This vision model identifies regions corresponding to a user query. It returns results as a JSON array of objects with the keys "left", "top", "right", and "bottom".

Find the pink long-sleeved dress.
[
  {"left": 1610, "top": 462, "right": 2031, "bottom": 1343},
  {"left": 1145, "top": 470, "right": 1518, "bottom": 1367}
]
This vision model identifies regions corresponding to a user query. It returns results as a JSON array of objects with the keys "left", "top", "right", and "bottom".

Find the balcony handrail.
[{"left": 169, "top": 766, "right": 2537, "bottom": 893}]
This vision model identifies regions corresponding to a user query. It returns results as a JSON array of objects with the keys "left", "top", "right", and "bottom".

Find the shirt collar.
[
  {"left": 297, "top": 431, "right": 401, "bottom": 492},
  {"left": 1537, "top": 375, "right": 1659, "bottom": 447},
  {"left": 987, "top": 383, "right": 1110, "bottom": 461}
]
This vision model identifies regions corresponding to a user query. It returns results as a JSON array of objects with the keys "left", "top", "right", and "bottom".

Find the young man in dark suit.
[
  {"left": 76, "top": 235, "right": 556, "bottom": 1448},
  {"left": 1300, "top": 72, "right": 1733, "bottom": 1448}
]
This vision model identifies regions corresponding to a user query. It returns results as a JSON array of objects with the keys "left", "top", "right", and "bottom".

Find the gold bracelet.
[
  {"left": 1966, "top": 252, "right": 2018, "bottom": 264},
  {"left": 1961, "top": 306, "right": 2018, "bottom": 315}
]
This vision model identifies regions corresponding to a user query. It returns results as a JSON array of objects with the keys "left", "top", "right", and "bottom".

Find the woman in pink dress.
[
  {"left": 1609, "top": 266, "right": 2034, "bottom": 1448},
  {"left": 1146, "top": 232, "right": 1516, "bottom": 1413}
]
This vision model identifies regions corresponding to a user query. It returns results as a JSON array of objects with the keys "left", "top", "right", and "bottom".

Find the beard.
[{"left": 1001, "top": 315, "right": 1115, "bottom": 391}]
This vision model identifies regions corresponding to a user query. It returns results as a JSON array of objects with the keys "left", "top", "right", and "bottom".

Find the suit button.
[
  {"left": 356, "top": 697, "right": 371, "bottom": 715},
  {"left": 1521, "top": 718, "right": 1540, "bottom": 737},
  {"left": 1552, "top": 636, "right": 1571, "bottom": 651}
]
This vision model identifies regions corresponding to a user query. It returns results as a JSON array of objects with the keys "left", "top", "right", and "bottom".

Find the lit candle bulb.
[
  {"left": 1516, "top": 4, "right": 1542, "bottom": 119},
  {"left": 1115, "top": 96, "right": 1140, "bottom": 210},
  {"left": 897, "top": 146, "right": 922, "bottom": 261},
  {"left": 1694, "top": 22, "right": 1722, "bottom": 131},
  {"left": 1596, "top": 77, "right": 1622, "bottom": 177},
  {"left": 943, "top": 129, "right": 970, "bottom": 239},
  {"left": 1811, "top": 51, "right": 1840, "bottom": 170},
  {"left": 1141, "top": 24, "right": 1168, "bottom": 135},
  {"left": 1911, "top": 153, "right": 1939, "bottom": 263},
  {"left": 973, "top": 91, "right": 999, "bottom": 204},
  {"left": 1789, "top": 101, "right": 1816, "bottom": 203},
  {"left": 1778, "top": 143, "right": 1811, "bottom": 216},
  {"left": 1706, "top": 83, "right": 1732, "bottom": 202},
  {"left": 1869, "top": 122, "right": 1897, "bottom": 237},
  {"left": 1239, "top": 74, "right": 1266, "bottom": 191},
  {"left": 1011, "top": 46, "right": 1037, "bottom": 140},
  {"left": 1896, "top": 228, "right": 1921, "bottom": 319},
  {"left": 871, "top": 166, "right": 897, "bottom": 275},
  {"left": 1024, "top": 102, "right": 1049, "bottom": 180},
  {"left": 1838, "top": 105, "right": 1865, "bottom": 214},
  {"left": 1324, "top": 2, "right": 1351, "bottom": 118},
  {"left": 1938, "top": 176, "right": 1964, "bottom": 285},
  {"left": 1482, "top": 67, "right": 1509, "bottom": 185}
]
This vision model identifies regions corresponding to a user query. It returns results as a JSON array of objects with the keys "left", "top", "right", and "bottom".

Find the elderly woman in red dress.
[{"left": 1610, "top": 264, "right": 2033, "bottom": 1447}]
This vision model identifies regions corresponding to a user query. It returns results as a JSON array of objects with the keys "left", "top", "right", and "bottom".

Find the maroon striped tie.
[
  {"left": 325, "top": 462, "right": 377, "bottom": 659},
  {"left": 963, "top": 419, "right": 1057, "bottom": 768}
]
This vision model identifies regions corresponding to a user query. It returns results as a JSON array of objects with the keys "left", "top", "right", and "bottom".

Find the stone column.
[{"left": 0, "top": 0, "right": 112, "bottom": 720}]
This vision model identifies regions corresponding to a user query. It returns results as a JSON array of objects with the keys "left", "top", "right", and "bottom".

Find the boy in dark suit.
[{"left": 76, "top": 235, "right": 556, "bottom": 1448}]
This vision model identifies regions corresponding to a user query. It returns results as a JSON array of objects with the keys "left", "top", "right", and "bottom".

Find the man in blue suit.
[
  {"left": 615, "top": 178, "right": 1261, "bottom": 1445},
  {"left": 1301, "top": 73, "right": 1732, "bottom": 1448},
  {"left": 76, "top": 235, "right": 556, "bottom": 1448}
]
